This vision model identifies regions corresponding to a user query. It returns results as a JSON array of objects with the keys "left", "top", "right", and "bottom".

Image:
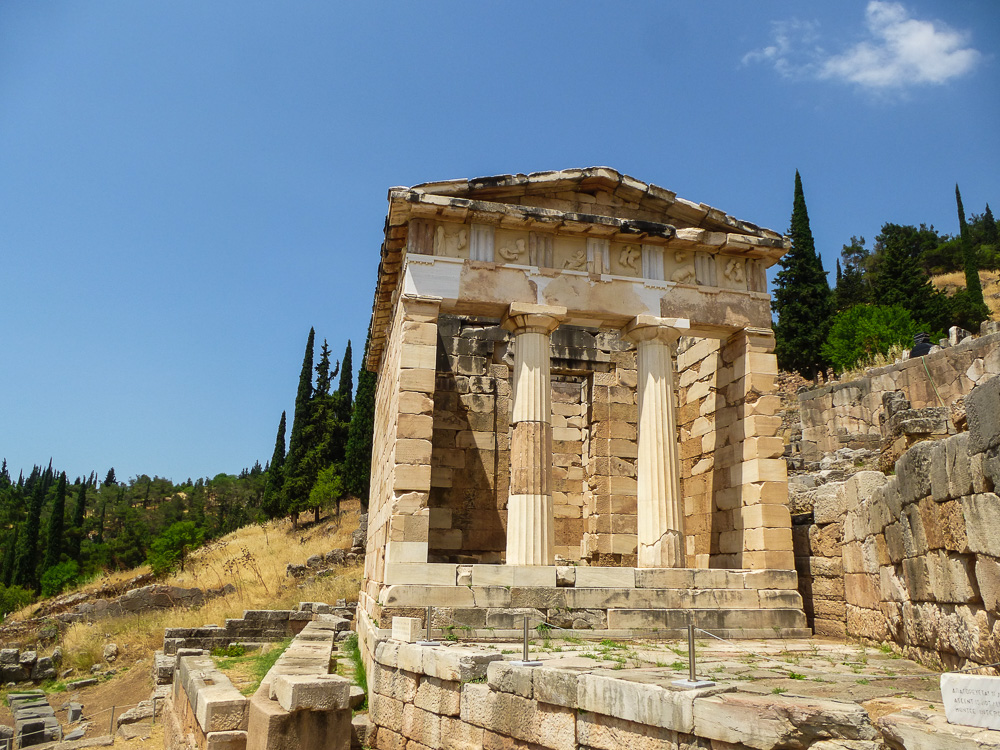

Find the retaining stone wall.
[
  {"left": 797, "top": 375, "right": 1000, "bottom": 669},
  {"left": 367, "top": 638, "right": 974, "bottom": 750},
  {"left": 798, "top": 329, "right": 1000, "bottom": 461},
  {"left": 162, "top": 610, "right": 314, "bottom": 654}
]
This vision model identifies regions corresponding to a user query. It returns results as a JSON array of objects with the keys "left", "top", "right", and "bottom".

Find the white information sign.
[{"left": 941, "top": 673, "right": 1000, "bottom": 731}]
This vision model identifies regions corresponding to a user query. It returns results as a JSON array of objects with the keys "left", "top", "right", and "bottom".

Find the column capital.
[
  {"left": 501, "top": 303, "right": 567, "bottom": 335},
  {"left": 622, "top": 315, "right": 690, "bottom": 346}
]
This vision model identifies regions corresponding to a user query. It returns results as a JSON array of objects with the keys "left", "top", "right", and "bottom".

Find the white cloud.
[{"left": 743, "top": 2, "right": 981, "bottom": 91}]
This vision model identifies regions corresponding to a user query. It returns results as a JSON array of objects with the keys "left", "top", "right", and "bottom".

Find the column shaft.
[
  {"left": 624, "top": 316, "right": 690, "bottom": 568},
  {"left": 502, "top": 304, "right": 565, "bottom": 566}
]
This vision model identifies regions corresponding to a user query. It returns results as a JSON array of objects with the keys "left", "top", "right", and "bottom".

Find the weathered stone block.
[
  {"left": 962, "top": 493, "right": 1000, "bottom": 557},
  {"left": 272, "top": 674, "right": 351, "bottom": 711}
]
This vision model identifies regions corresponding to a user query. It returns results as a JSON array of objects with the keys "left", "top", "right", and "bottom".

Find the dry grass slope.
[
  {"left": 932, "top": 269, "right": 1000, "bottom": 319},
  {"left": 7, "top": 498, "right": 366, "bottom": 673}
]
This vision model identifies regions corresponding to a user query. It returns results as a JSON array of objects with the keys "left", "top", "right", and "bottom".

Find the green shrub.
[
  {"left": 821, "top": 304, "right": 922, "bottom": 372},
  {"left": 0, "top": 584, "right": 34, "bottom": 616},
  {"left": 40, "top": 561, "right": 80, "bottom": 598}
]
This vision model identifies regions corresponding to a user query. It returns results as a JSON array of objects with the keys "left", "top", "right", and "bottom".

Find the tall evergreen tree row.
[
  {"left": 773, "top": 171, "right": 996, "bottom": 377},
  {"left": 265, "top": 330, "right": 374, "bottom": 526}
]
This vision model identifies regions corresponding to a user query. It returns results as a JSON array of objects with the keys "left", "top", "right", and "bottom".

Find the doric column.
[
  {"left": 623, "top": 315, "right": 690, "bottom": 568},
  {"left": 501, "top": 303, "right": 566, "bottom": 565}
]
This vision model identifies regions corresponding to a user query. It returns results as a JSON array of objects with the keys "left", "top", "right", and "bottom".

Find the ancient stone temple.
[{"left": 357, "top": 168, "right": 808, "bottom": 659}]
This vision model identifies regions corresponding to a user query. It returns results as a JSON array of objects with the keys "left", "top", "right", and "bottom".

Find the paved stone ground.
[{"left": 448, "top": 634, "right": 947, "bottom": 707}]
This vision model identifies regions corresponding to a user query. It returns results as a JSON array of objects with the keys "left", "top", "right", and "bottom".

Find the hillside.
[
  {"left": 932, "top": 268, "right": 1000, "bottom": 320},
  {"left": 0, "top": 500, "right": 365, "bottom": 743}
]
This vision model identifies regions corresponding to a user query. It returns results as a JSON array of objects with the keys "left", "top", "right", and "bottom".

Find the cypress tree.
[
  {"left": 262, "top": 411, "right": 287, "bottom": 518},
  {"left": 282, "top": 328, "right": 316, "bottom": 524},
  {"left": 957, "top": 184, "right": 987, "bottom": 311},
  {"left": 13, "top": 465, "right": 52, "bottom": 589},
  {"left": 344, "top": 336, "right": 376, "bottom": 507},
  {"left": 337, "top": 340, "right": 353, "bottom": 419},
  {"left": 43, "top": 472, "right": 67, "bottom": 570},
  {"left": 984, "top": 204, "right": 999, "bottom": 247},
  {"left": 1, "top": 526, "right": 18, "bottom": 587},
  {"left": 104, "top": 468, "right": 116, "bottom": 487},
  {"left": 772, "top": 171, "right": 836, "bottom": 379},
  {"left": 67, "top": 478, "right": 88, "bottom": 563}
]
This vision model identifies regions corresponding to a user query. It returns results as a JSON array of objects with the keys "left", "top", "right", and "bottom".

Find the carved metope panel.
[
  {"left": 433, "top": 225, "right": 469, "bottom": 258},
  {"left": 722, "top": 257, "right": 746, "bottom": 289},
  {"left": 497, "top": 235, "right": 526, "bottom": 263},
  {"left": 669, "top": 251, "right": 696, "bottom": 284},
  {"left": 408, "top": 220, "right": 435, "bottom": 255},
  {"left": 694, "top": 252, "right": 718, "bottom": 286},
  {"left": 469, "top": 224, "right": 495, "bottom": 262},
  {"left": 641, "top": 244, "right": 665, "bottom": 280},
  {"left": 529, "top": 233, "right": 553, "bottom": 267},
  {"left": 747, "top": 259, "right": 768, "bottom": 292},
  {"left": 586, "top": 238, "right": 611, "bottom": 274},
  {"left": 618, "top": 244, "right": 641, "bottom": 274}
]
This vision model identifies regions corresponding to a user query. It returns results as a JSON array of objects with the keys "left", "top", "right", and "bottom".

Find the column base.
[
  {"left": 638, "top": 529, "right": 684, "bottom": 568},
  {"left": 506, "top": 494, "right": 555, "bottom": 566}
]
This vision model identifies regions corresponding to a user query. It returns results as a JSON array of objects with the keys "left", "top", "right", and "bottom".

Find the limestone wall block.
[
  {"left": 382, "top": 563, "right": 457, "bottom": 587},
  {"left": 809, "top": 524, "right": 843, "bottom": 558},
  {"left": 578, "top": 673, "right": 723, "bottom": 733},
  {"left": 927, "top": 550, "right": 979, "bottom": 604},
  {"left": 739, "top": 504, "right": 791, "bottom": 530},
  {"left": 946, "top": 432, "right": 974, "bottom": 500},
  {"left": 399, "top": 368, "right": 436, "bottom": 394},
  {"left": 400, "top": 703, "right": 441, "bottom": 748},
  {"left": 369, "top": 692, "right": 404, "bottom": 733},
  {"left": 759, "top": 590, "right": 804, "bottom": 609},
  {"left": 883, "top": 523, "right": 904, "bottom": 564},
  {"left": 743, "top": 527, "right": 793, "bottom": 553},
  {"left": 398, "top": 391, "right": 434, "bottom": 416},
  {"left": 744, "top": 569, "right": 798, "bottom": 589},
  {"left": 896, "top": 440, "right": 936, "bottom": 505},
  {"left": 902, "top": 557, "right": 933, "bottom": 601},
  {"left": 976, "top": 557, "right": 1000, "bottom": 610},
  {"left": 961, "top": 493, "right": 1000, "bottom": 557},
  {"left": 486, "top": 662, "right": 534, "bottom": 699},
  {"left": 438, "top": 716, "right": 484, "bottom": 750},
  {"left": 393, "top": 465, "right": 431, "bottom": 493}
]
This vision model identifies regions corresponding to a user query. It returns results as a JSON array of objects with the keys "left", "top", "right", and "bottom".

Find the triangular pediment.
[{"left": 405, "top": 167, "right": 782, "bottom": 240}]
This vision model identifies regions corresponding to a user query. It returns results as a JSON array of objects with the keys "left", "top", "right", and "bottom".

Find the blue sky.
[{"left": 2, "top": 1, "right": 997, "bottom": 483}]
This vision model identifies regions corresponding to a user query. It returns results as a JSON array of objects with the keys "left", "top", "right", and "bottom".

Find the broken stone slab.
[
  {"left": 692, "top": 692, "right": 877, "bottom": 749},
  {"left": 66, "top": 702, "right": 83, "bottom": 723},
  {"left": 115, "top": 723, "right": 150, "bottom": 741},
  {"left": 66, "top": 678, "right": 98, "bottom": 689},
  {"left": 271, "top": 673, "right": 351, "bottom": 711}
]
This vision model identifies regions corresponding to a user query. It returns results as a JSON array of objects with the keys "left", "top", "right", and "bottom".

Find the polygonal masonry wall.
[{"left": 359, "top": 168, "right": 801, "bottom": 652}]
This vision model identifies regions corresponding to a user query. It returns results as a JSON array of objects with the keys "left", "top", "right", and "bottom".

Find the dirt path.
[{"left": 0, "top": 659, "right": 154, "bottom": 742}]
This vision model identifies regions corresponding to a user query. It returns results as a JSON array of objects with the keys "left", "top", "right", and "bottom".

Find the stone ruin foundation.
[{"left": 356, "top": 168, "right": 809, "bottom": 663}]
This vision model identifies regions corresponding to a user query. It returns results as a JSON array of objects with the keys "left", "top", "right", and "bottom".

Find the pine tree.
[
  {"left": 43, "top": 472, "right": 67, "bottom": 570},
  {"left": 870, "top": 223, "right": 952, "bottom": 332},
  {"left": 956, "top": 184, "right": 988, "bottom": 322},
  {"left": 262, "top": 411, "right": 287, "bottom": 518},
  {"left": 104, "top": 468, "right": 116, "bottom": 487},
  {"left": 282, "top": 328, "right": 316, "bottom": 524},
  {"left": 344, "top": 336, "right": 376, "bottom": 508},
  {"left": 772, "top": 171, "right": 836, "bottom": 379},
  {"left": 834, "top": 236, "right": 870, "bottom": 310}
]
